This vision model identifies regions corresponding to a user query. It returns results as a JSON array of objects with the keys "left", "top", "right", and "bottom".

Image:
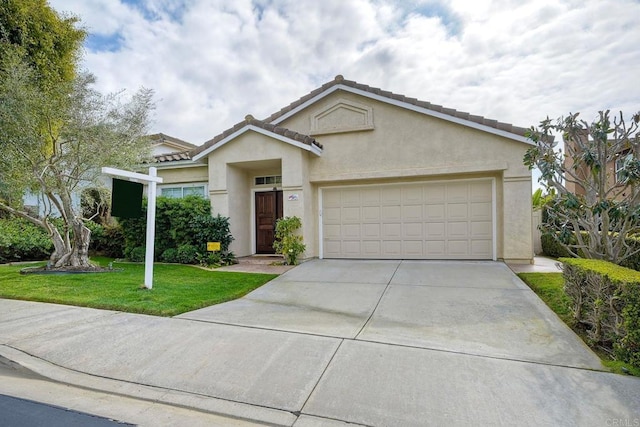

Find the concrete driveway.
[
  {"left": 2, "top": 260, "right": 639, "bottom": 426},
  {"left": 179, "top": 260, "right": 600, "bottom": 368}
]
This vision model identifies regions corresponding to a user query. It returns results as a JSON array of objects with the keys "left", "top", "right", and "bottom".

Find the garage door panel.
[
  {"left": 324, "top": 207, "right": 341, "bottom": 222},
  {"left": 447, "top": 183, "right": 468, "bottom": 202},
  {"left": 402, "top": 204, "right": 423, "bottom": 221},
  {"left": 470, "top": 181, "right": 492, "bottom": 201},
  {"left": 426, "top": 240, "right": 445, "bottom": 256},
  {"left": 403, "top": 186, "right": 423, "bottom": 204},
  {"left": 324, "top": 224, "right": 342, "bottom": 239},
  {"left": 381, "top": 187, "right": 401, "bottom": 205},
  {"left": 361, "top": 188, "right": 380, "bottom": 204},
  {"left": 447, "top": 222, "right": 468, "bottom": 238},
  {"left": 343, "top": 241, "right": 362, "bottom": 255},
  {"left": 424, "top": 184, "right": 446, "bottom": 202},
  {"left": 324, "top": 240, "right": 341, "bottom": 257},
  {"left": 403, "top": 240, "right": 423, "bottom": 256},
  {"left": 362, "top": 206, "right": 380, "bottom": 221},
  {"left": 471, "top": 240, "right": 491, "bottom": 256},
  {"left": 425, "top": 205, "right": 445, "bottom": 221},
  {"left": 403, "top": 222, "right": 423, "bottom": 238},
  {"left": 383, "top": 223, "right": 401, "bottom": 238},
  {"left": 363, "top": 241, "right": 381, "bottom": 256},
  {"left": 382, "top": 241, "right": 402, "bottom": 256},
  {"left": 471, "top": 202, "right": 492, "bottom": 219},
  {"left": 324, "top": 191, "right": 341, "bottom": 207},
  {"left": 322, "top": 180, "right": 493, "bottom": 260},
  {"left": 363, "top": 223, "right": 381, "bottom": 238},
  {"left": 342, "top": 189, "right": 361, "bottom": 205},
  {"left": 343, "top": 224, "right": 361, "bottom": 238},
  {"left": 448, "top": 240, "right": 470, "bottom": 256},
  {"left": 426, "top": 223, "right": 445, "bottom": 238},
  {"left": 471, "top": 221, "right": 492, "bottom": 238},
  {"left": 382, "top": 205, "right": 401, "bottom": 221},
  {"left": 447, "top": 203, "right": 468, "bottom": 220}
]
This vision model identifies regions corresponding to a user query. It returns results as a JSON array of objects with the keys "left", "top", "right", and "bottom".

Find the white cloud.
[{"left": 47, "top": 0, "right": 640, "bottom": 145}]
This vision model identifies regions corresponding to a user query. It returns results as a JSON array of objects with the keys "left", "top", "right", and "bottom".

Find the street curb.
[{"left": 0, "top": 345, "right": 296, "bottom": 427}]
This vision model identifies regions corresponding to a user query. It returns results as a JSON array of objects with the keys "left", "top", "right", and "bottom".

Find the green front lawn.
[
  {"left": 0, "top": 258, "right": 277, "bottom": 316},
  {"left": 519, "top": 272, "right": 640, "bottom": 376}
]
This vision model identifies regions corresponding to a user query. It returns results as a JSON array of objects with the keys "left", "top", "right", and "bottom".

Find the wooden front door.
[{"left": 255, "top": 190, "right": 283, "bottom": 254}]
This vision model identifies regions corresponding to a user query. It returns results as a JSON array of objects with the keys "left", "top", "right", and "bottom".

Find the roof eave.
[
  {"left": 191, "top": 125, "right": 322, "bottom": 162},
  {"left": 269, "top": 83, "right": 533, "bottom": 145}
]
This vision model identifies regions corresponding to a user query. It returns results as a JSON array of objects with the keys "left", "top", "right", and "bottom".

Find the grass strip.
[
  {"left": 0, "top": 258, "right": 277, "bottom": 316},
  {"left": 518, "top": 272, "right": 640, "bottom": 376}
]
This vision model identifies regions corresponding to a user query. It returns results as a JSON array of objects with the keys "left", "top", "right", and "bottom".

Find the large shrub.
[
  {"left": 273, "top": 216, "right": 306, "bottom": 265},
  {"left": 560, "top": 258, "right": 640, "bottom": 368},
  {"left": 541, "top": 233, "right": 573, "bottom": 258},
  {"left": 119, "top": 196, "right": 234, "bottom": 264},
  {"left": 0, "top": 216, "right": 53, "bottom": 262}
]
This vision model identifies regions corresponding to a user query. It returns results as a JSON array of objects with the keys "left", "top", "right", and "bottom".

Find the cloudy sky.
[{"left": 48, "top": 0, "right": 640, "bottom": 146}]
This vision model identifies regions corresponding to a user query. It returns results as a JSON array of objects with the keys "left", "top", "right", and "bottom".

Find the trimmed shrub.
[
  {"left": 543, "top": 231, "right": 640, "bottom": 273},
  {"left": 560, "top": 258, "right": 640, "bottom": 367},
  {"left": 176, "top": 244, "right": 198, "bottom": 264},
  {"left": 541, "top": 233, "right": 573, "bottom": 258},
  {"left": 119, "top": 196, "right": 234, "bottom": 265},
  {"left": 126, "top": 246, "right": 146, "bottom": 263},
  {"left": 161, "top": 248, "right": 178, "bottom": 263},
  {"left": 0, "top": 217, "right": 53, "bottom": 262},
  {"left": 85, "top": 221, "right": 125, "bottom": 258}
]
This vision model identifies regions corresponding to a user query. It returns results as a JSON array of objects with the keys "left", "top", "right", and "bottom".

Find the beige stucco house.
[{"left": 155, "top": 75, "right": 534, "bottom": 263}]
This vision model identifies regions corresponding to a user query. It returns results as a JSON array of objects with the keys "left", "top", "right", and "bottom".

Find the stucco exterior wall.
[
  {"left": 279, "top": 91, "right": 530, "bottom": 181},
  {"left": 177, "top": 87, "right": 532, "bottom": 262},
  {"left": 277, "top": 90, "right": 532, "bottom": 262},
  {"left": 156, "top": 165, "right": 208, "bottom": 184},
  {"left": 207, "top": 132, "right": 317, "bottom": 257}
]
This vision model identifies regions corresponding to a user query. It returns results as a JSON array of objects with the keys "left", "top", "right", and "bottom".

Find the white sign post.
[{"left": 102, "top": 166, "right": 163, "bottom": 289}]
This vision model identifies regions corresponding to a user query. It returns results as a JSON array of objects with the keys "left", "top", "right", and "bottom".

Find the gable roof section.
[
  {"left": 149, "top": 133, "right": 197, "bottom": 150},
  {"left": 191, "top": 115, "right": 322, "bottom": 161},
  {"left": 265, "top": 75, "right": 532, "bottom": 144}
]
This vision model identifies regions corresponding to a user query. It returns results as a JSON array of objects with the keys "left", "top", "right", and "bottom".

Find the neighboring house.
[
  {"left": 22, "top": 133, "right": 196, "bottom": 217},
  {"left": 563, "top": 132, "right": 630, "bottom": 199},
  {"left": 154, "top": 75, "right": 534, "bottom": 263},
  {"left": 149, "top": 133, "right": 208, "bottom": 199}
]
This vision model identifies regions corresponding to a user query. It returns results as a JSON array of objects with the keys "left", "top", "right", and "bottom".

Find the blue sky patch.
[
  {"left": 405, "top": 1, "right": 463, "bottom": 37},
  {"left": 86, "top": 33, "right": 124, "bottom": 52}
]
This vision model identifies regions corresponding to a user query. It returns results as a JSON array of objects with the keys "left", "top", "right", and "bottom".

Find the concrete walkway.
[
  {"left": 507, "top": 255, "right": 563, "bottom": 273},
  {"left": 1, "top": 260, "right": 638, "bottom": 426}
]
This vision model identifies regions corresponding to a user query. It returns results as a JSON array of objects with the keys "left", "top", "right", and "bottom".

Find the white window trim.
[{"left": 158, "top": 182, "right": 208, "bottom": 199}]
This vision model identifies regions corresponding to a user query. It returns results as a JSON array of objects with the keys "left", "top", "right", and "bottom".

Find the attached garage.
[
  {"left": 321, "top": 179, "right": 495, "bottom": 260},
  {"left": 177, "top": 76, "right": 533, "bottom": 263}
]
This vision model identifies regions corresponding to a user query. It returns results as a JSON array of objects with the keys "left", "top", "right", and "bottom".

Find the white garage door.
[{"left": 321, "top": 180, "right": 494, "bottom": 260}]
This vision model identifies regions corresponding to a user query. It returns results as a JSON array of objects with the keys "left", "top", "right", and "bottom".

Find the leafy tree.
[
  {"left": 524, "top": 110, "right": 640, "bottom": 263},
  {"left": 0, "top": 52, "right": 154, "bottom": 268},
  {"left": 0, "top": 0, "right": 85, "bottom": 88},
  {"left": 532, "top": 188, "right": 556, "bottom": 211}
]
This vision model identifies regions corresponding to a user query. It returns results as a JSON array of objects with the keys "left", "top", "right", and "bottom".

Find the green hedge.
[
  {"left": 542, "top": 232, "right": 640, "bottom": 272},
  {"left": 560, "top": 258, "right": 640, "bottom": 367},
  {"left": 85, "top": 221, "right": 125, "bottom": 258},
  {"left": 119, "top": 196, "right": 234, "bottom": 265},
  {"left": 541, "top": 233, "right": 573, "bottom": 258},
  {"left": 0, "top": 217, "right": 53, "bottom": 262}
]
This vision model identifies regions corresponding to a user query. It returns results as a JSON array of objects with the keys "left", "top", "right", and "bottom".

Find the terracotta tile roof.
[
  {"left": 154, "top": 151, "right": 192, "bottom": 163},
  {"left": 190, "top": 115, "right": 322, "bottom": 158},
  {"left": 264, "top": 75, "right": 529, "bottom": 137}
]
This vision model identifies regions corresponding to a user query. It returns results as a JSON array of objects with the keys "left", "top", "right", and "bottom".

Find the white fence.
[{"left": 532, "top": 209, "right": 542, "bottom": 255}]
